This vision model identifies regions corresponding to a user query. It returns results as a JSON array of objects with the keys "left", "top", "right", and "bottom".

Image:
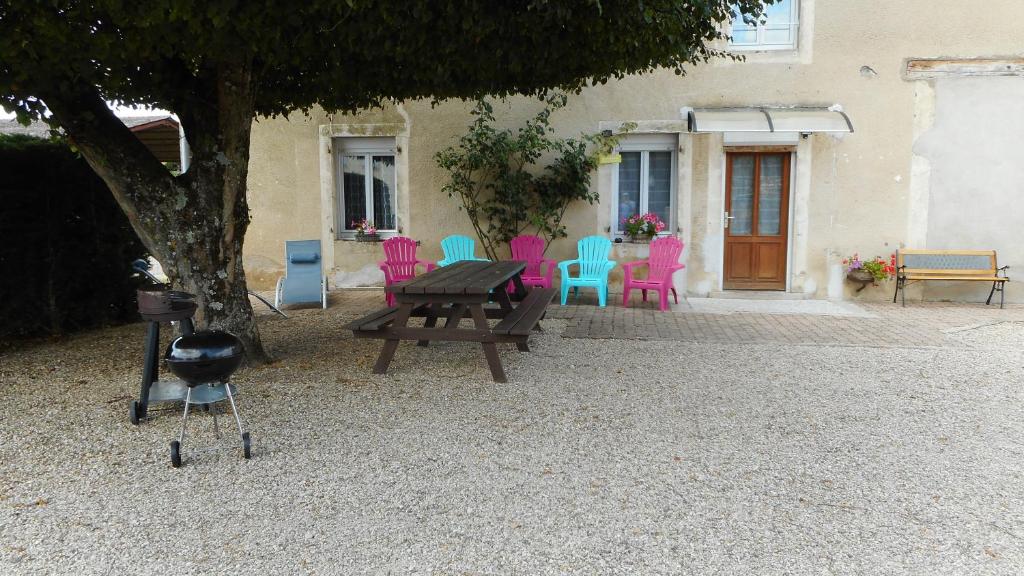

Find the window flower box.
[
  {"left": 352, "top": 219, "right": 381, "bottom": 242},
  {"left": 355, "top": 232, "right": 381, "bottom": 243}
]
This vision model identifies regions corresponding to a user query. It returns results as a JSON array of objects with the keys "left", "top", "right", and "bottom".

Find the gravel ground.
[{"left": 2, "top": 298, "right": 1024, "bottom": 575}]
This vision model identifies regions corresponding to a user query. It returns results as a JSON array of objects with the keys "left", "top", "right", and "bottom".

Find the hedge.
[{"left": 0, "top": 134, "right": 147, "bottom": 339}]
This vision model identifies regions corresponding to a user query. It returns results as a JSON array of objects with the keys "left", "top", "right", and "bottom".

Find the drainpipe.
[{"left": 178, "top": 123, "right": 191, "bottom": 173}]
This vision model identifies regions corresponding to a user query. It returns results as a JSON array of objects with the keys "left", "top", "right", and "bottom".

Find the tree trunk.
[
  {"left": 153, "top": 165, "right": 265, "bottom": 362},
  {"left": 40, "top": 66, "right": 270, "bottom": 362}
]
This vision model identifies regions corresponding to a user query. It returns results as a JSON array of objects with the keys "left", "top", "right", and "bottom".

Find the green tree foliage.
[
  {"left": 437, "top": 95, "right": 631, "bottom": 260},
  {"left": 0, "top": 1, "right": 767, "bottom": 360}
]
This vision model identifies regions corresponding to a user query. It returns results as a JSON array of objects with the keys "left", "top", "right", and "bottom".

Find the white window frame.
[
  {"left": 611, "top": 134, "right": 678, "bottom": 238},
  {"left": 334, "top": 137, "right": 397, "bottom": 240},
  {"left": 729, "top": 0, "right": 799, "bottom": 51}
]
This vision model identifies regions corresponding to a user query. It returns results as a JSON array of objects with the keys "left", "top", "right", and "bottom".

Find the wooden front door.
[{"left": 724, "top": 152, "right": 791, "bottom": 290}]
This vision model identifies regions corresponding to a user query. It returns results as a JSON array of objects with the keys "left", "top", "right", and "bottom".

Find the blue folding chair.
[
  {"left": 275, "top": 240, "right": 328, "bottom": 309},
  {"left": 438, "top": 235, "right": 490, "bottom": 267}
]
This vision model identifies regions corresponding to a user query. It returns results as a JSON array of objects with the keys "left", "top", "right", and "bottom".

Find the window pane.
[
  {"left": 342, "top": 155, "right": 366, "bottom": 229},
  {"left": 647, "top": 151, "right": 672, "bottom": 229},
  {"left": 763, "top": 26, "right": 794, "bottom": 45},
  {"left": 730, "top": 3, "right": 757, "bottom": 26},
  {"left": 730, "top": 3, "right": 757, "bottom": 44},
  {"left": 372, "top": 155, "right": 396, "bottom": 230},
  {"left": 731, "top": 0, "right": 795, "bottom": 47},
  {"left": 731, "top": 28, "right": 758, "bottom": 44},
  {"left": 758, "top": 156, "right": 785, "bottom": 235},
  {"left": 729, "top": 156, "right": 754, "bottom": 235},
  {"left": 617, "top": 152, "right": 641, "bottom": 232},
  {"left": 764, "top": 0, "right": 793, "bottom": 24}
]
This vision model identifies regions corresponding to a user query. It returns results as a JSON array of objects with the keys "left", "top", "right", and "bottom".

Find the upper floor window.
[
  {"left": 335, "top": 137, "right": 397, "bottom": 238},
  {"left": 730, "top": 0, "right": 799, "bottom": 51},
  {"left": 612, "top": 134, "right": 677, "bottom": 237}
]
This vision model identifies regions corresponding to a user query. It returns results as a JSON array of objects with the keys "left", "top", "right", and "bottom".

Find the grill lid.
[{"left": 165, "top": 330, "right": 244, "bottom": 385}]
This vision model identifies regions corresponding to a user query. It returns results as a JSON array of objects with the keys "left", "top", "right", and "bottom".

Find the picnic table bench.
[
  {"left": 344, "top": 260, "right": 556, "bottom": 382},
  {"left": 894, "top": 249, "right": 1010, "bottom": 307}
]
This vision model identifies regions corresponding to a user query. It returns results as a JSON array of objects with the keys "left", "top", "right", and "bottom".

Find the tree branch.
[{"left": 40, "top": 82, "right": 175, "bottom": 257}]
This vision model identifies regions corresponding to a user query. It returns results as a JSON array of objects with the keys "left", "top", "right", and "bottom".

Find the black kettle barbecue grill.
[
  {"left": 165, "top": 330, "right": 251, "bottom": 468},
  {"left": 133, "top": 286, "right": 252, "bottom": 467}
]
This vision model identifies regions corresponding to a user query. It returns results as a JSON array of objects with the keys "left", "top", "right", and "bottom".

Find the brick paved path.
[
  {"left": 317, "top": 290, "right": 1024, "bottom": 349},
  {"left": 547, "top": 295, "right": 1024, "bottom": 348}
]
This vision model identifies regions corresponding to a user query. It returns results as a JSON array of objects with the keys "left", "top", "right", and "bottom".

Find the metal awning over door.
[{"left": 686, "top": 107, "right": 854, "bottom": 134}]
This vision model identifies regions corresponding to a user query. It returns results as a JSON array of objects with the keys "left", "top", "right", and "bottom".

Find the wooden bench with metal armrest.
[{"left": 894, "top": 249, "right": 1009, "bottom": 308}]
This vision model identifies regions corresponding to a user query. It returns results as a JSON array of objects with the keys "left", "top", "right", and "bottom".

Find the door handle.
[{"left": 724, "top": 211, "right": 735, "bottom": 229}]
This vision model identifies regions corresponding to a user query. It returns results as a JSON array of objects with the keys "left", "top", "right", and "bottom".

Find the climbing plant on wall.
[{"left": 436, "top": 94, "right": 629, "bottom": 260}]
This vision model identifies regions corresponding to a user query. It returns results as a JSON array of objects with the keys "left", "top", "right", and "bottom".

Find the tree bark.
[{"left": 41, "top": 67, "right": 269, "bottom": 362}]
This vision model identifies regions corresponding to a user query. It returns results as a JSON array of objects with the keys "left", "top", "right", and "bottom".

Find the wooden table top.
[{"left": 386, "top": 260, "right": 526, "bottom": 295}]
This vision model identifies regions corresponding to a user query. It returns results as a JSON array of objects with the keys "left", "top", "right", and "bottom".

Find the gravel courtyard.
[{"left": 2, "top": 292, "right": 1023, "bottom": 575}]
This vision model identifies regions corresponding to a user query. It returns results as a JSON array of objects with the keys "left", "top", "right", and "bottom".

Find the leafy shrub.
[
  {"left": 0, "top": 134, "right": 147, "bottom": 339},
  {"left": 436, "top": 94, "right": 630, "bottom": 259}
]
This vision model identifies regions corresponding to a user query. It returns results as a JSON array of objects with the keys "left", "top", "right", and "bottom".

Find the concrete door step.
[
  {"left": 681, "top": 297, "right": 874, "bottom": 317},
  {"left": 706, "top": 290, "right": 813, "bottom": 300}
]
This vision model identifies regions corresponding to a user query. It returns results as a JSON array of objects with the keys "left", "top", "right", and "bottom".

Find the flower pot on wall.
[
  {"left": 355, "top": 233, "right": 381, "bottom": 243},
  {"left": 846, "top": 269, "right": 874, "bottom": 283},
  {"left": 846, "top": 269, "right": 874, "bottom": 293}
]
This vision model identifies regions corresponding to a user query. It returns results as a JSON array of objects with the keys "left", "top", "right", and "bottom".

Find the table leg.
[
  {"left": 511, "top": 273, "right": 528, "bottom": 300},
  {"left": 503, "top": 272, "right": 533, "bottom": 350},
  {"left": 469, "top": 304, "right": 506, "bottom": 383},
  {"left": 417, "top": 303, "right": 440, "bottom": 347},
  {"left": 373, "top": 303, "right": 414, "bottom": 374},
  {"left": 493, "top": 284, "right": 514, "bottom": 313},
  {"left": 443, "top": 303, "right": 467, "bottom": 329}
]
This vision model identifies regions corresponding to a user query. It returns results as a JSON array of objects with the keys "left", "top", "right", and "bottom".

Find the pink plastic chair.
[
  {"left": 379, "top": 236, "right": 436, "bottom": 306},
  {"left": 622, "top": 236, "right": 685, "bottom": 311},
  {"left": 509, "top": 235, "right": 557, "bottom": 292}
]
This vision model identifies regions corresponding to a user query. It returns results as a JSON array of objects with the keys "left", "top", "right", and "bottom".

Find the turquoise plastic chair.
[
  {"left": 558, "top": 236, "right": 616, "bottom": 307},
  {"left": 438, "top": 235, "right": 490, "bottom": 267}
]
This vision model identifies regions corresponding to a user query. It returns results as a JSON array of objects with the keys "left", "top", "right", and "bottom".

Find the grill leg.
[
  {"left": 138, "top": 322, "right": 160, "bottom": 417},
  {"left": 211, "top": 402, "right": 220, "bottom": 438},
  {"left": 224, "top": 383, "right": 246, "bottom": 441},
  {"left": 178, "top": 387, "right": 193, "bottom": 445}
]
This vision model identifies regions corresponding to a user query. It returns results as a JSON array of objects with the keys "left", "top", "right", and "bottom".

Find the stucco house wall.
[{"left": 243, "top": 0, "right": 1024, "bottom": 303}]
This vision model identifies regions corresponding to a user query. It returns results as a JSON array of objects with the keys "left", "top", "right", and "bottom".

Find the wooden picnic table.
[{"left": 344, "top": 260, "right": 556, "bottom": 382}]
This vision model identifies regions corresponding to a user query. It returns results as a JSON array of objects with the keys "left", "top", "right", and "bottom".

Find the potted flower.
[
  {"left": 843, "top": 253, "right": 896, "bottom": 291},
  {"left": 352, "top": 219, "right": 381, "bottom": 242},
  {"left": 622, "top": 213, "right": 666, "bottom": 242}
]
